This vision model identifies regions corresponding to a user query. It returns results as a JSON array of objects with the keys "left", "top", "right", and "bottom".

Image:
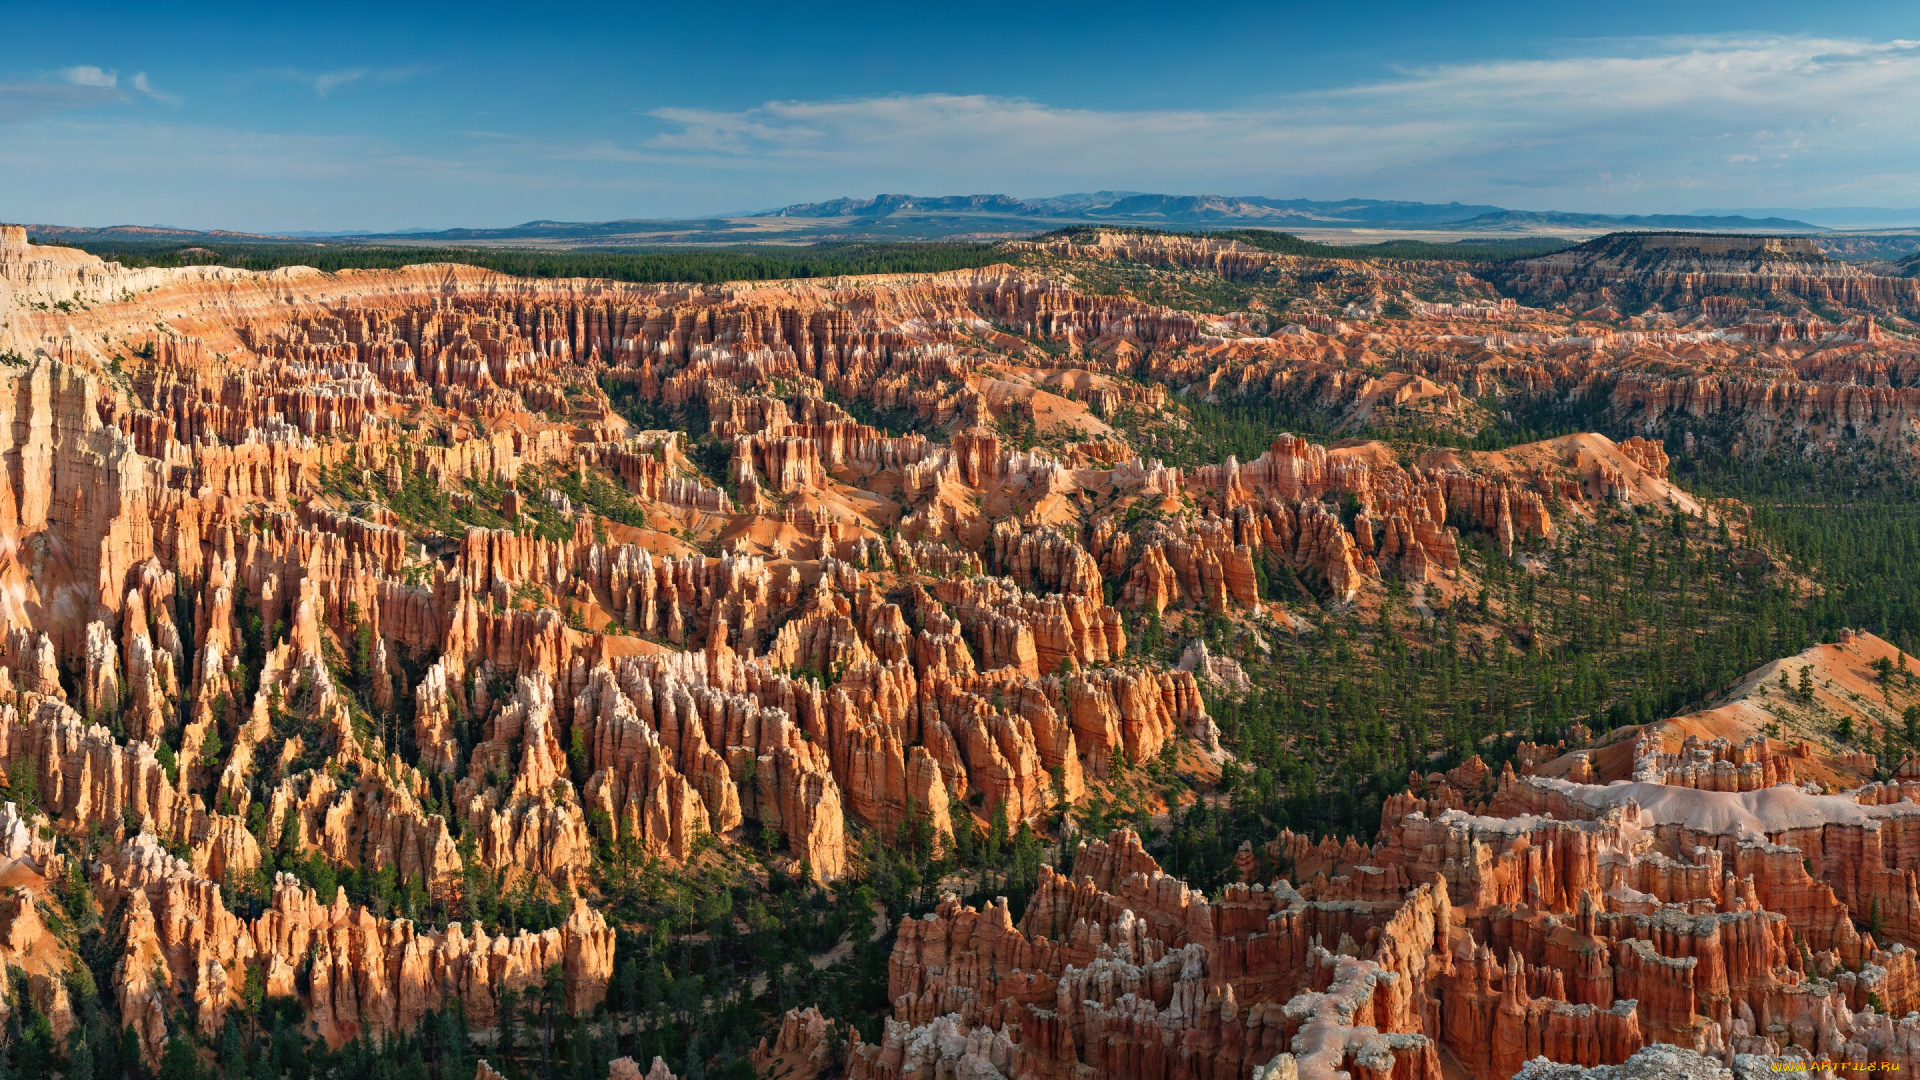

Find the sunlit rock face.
[{"left": 0, "top": 230, "right": 1911, "bottom": 1075}]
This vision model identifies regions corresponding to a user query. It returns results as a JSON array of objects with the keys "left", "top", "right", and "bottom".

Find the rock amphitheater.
[{"left": 0, "top": 226, "right": 1915, "bottom": 1079}]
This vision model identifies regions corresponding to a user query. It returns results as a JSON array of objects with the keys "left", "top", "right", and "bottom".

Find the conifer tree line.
[
  {"left": 39, "top": 241, "right": 1008, "bottom": 284},
  {"left": 1134, "top": 388, "right": 1920, "bottom": 893},
  {"left": 1152, "top": 503, "right": 1813, "bottom": 887}
]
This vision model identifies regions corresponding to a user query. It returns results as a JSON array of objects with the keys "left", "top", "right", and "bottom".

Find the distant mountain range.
[
  {"left": 759, "top": 192, "right": 1520, "bottom": 227},
  {"left": 25, "top": 193, "right": 1831, "bottom": 249},
  {"left": 1695, "top": 207, "right": 1920, "bottom": 228},
  {"left": 756, "top": 194, "right": 1822, "bottom": 232},
  {"left": 1435, "top": 209, "right": 1826, "bottom": 232}
]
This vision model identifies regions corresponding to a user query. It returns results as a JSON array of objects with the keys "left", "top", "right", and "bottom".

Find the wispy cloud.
[
  {"left": 313, "top": 69, "right": 365, "bottom": 96},
  {"left": 0, "top": 66, "right": 179, "bottom": 123},
  {"left": 0, "top": 65, "right": 132, "bottom": 125},
  {"left": 271, "top": 64, "right": 429, "bottom": 97},
  {"left": 61, "top": 65, "right": 117, "bottom": 88},
  {"left": 636, "top": 36, "right": 1920, "bottom": 207},
  {"left": 130, "top": 72, "right": 180, "bottom": 105}
]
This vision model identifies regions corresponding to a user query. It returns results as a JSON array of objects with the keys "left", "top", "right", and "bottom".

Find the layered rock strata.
[{"left": 2, "top": 230, "right": 1912, "bottom": 1076}]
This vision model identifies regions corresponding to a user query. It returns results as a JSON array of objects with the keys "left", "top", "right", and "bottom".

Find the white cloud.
[
  {"left": 61, "top": 65, "right": 117, "bottom": 88},
  {"left": 0, "top": 66, "right": 128, "bottom": 125},
  {"left": 636, "top": 36, "right": 1920, "bottom": 209},
  {"left": 268, "top": 65, "right": 427, "bottom": 97},
  {"left": 312, "top": 69, "right": 365, "bottom": 96},
  {"left": 130, "top": 72, "right": 179, "bottom": 105}
]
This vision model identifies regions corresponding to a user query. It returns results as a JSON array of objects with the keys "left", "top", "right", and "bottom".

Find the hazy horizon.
[{"left": 33, "top": 193, "right": 1920, "bottom": 240}]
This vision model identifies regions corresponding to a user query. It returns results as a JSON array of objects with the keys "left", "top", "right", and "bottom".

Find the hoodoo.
[{"left": 0, "top": 211, "right": 1915, "bottom": 1079}]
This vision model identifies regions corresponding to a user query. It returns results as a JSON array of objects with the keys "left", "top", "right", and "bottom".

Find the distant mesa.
[
  {"left": 1542, "top": 230, "right": 1833, "bottom": 264},
  {"left": 758, "top": 192, "right": 1821, "bottom": 232},
  {"left": 1447, "top": 209, "right": 1823, "bottom": 232},
  {"left": 766, "top": 193, "right": 1037, "bottom": 217},
  {"left": 1694, "top": 205, "right": 1920, "bottom": 228},
  {"left": 1510, "top": 231, "right": 1850, "bottom": 280},
  {"left": 763, "top": 192, "right": 1517, "bottom": 227},
  {"left": 1491, "top": 228, "right": 1918, "bottom": 316},
  {"left": 25, "top": 222, "right": 290, "bottom": 244}
]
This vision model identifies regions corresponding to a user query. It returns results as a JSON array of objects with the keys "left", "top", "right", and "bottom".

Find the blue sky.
[{"left": 6, "top": 1, "right": 1920, "bottom": 231}]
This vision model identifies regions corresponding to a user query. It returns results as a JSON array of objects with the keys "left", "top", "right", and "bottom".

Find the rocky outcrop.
[
  {"left": 871, "top": 763, "right": 1920, "bottom": 1080},
  {"left": 1502, "top": 233, "right": 1920, "bottom": 315},
  {"left": 8, "top": 229, "right": 1913, "bottom": 1079},
  {"left": 102, "top": 832, "right": 615, "bottom": 1051},
  {"left": 1512, "top": 1043, "right": 1735, "bottom": 1080},
  {"left": 753, "top": 1007, "right": 862, "bottom": 1080},
  {"left": 866, "top": 829, "right": 1447, "bottom": 1080}
]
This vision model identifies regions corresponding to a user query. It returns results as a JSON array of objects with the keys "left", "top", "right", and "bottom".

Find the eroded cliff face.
[
  {"left": 1501, "top": 233, "right": 1920, "bottom": 316},
  {"left": 0, "top": 237, "right": 1291, "bottom": 1062},
  {"left": 997, "top": 230, "right": 1920, "bottom": 469},
  {"left": 828, "top": 827, "right": 1450, "bottom": 1080},
  {"left": 0, "top": 229, "right": 1908, "bottom": 1076},
  {"left": 741, "top": 695, "right": 1920, "bottom": 1080}
]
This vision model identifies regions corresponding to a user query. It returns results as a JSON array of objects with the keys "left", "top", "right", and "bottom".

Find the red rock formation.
[
  {"left": 862, "top": 723, "right": 1920, "bottom": 1079},
  {"left": 100, "top": 832, "right": 614, "bottom": 1052},
  {"left": 1504, "top": 233, "right": 1920, "bottom": 315},
  {"left": 867, "top": 829, "right": 1448, "bottom": 1080},
  {"left": 753, "top": 1007, "right": 863, "bottom": 1080},
  {"left": 4, "top": 230, "right": 1908, "bottom": 1078}
]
